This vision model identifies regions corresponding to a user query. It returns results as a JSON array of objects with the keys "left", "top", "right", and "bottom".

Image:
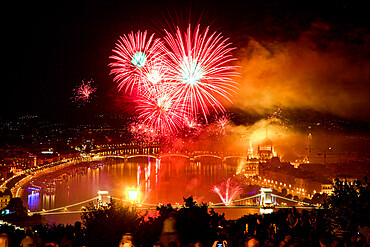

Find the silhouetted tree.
[
  {"left": 311, "top": 193, "right": 327, "bottom": 204},
  {"left": 81, "top": 199, "right": 142, "bottom": 247},
  {"left": 323, "top": 177, "right": 370, "bottom": 235},
  {"left": 176, "top": 196, "right": 215, "bottom": 246},
  {"left": 136, "top": 204, "right": 176, "bottom": 247}
]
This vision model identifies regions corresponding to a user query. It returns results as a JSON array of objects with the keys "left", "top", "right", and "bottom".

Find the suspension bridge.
[{"left": 27, "top": 188, "right": 319, "bottom": 217}]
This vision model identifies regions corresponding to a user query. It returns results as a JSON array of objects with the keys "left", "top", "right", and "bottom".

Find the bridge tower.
[
  {"left": 260, "top": 187, "right": 273, "bottom": 207},
  {"left": 97, "top": 190, "right": 110, "bottom": 207},
  {"left": 259, "top": 187, "right": 274, "bottom": 214},
  {"left": 189, "top": 157, "right": 195, "bottom": 166},
  {"left": 222, "top": 156, "right": 226, "bottom": 164}
]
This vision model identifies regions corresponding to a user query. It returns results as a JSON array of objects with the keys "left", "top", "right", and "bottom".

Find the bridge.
[
  {"left": 91, "top": 150, "right": 251, "bottom": 163},
  {"left": 28, "top": 188, "right": 319, "bottom": 217}
]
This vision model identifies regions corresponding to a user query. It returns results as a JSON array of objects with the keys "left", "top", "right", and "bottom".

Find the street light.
[
  {"left": 128, "top": 189, "right": 139, "bottom": 211},
  {"left": 128, "top": 189, "right": 139, "bottom": 202}
]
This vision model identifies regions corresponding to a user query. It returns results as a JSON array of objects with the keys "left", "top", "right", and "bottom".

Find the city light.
[{"left": 128, "top": 189, "right": 139, "bottom": 202}]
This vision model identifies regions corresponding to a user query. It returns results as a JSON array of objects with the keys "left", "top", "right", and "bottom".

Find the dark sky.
[{"left": 3, "top": 0, "right": 369, "bottom": 123}]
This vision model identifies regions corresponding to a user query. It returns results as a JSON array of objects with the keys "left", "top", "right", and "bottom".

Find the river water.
[{"left": 22, "top": 158, "right": 259, "bottom": 224}]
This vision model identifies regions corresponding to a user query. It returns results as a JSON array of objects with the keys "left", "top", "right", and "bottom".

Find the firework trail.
[
  {"left": 109, "top": 30, "right": 167, "bottom": 94},
  {"left": 212, "top": 178, "right": 241, "bottom": 206},
  {"left": 72, "top": 79, "right": 96, "bottom": 106},
  {"left": 164, "top": 24, "right": 239, "bottom": 121}
]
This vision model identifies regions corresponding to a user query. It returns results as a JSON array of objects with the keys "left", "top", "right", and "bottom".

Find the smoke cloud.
[{"left": 233, "top": 22, "right": 370, "bottom": 121}]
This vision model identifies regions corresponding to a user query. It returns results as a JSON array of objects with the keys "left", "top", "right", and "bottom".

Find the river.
[{"left": 21, "top": 157, "right": 259, "bottom": 224}]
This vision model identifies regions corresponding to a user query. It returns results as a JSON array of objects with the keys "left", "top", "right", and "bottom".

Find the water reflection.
[
  {"left": 23, "top": 158, "right": 240, "bottom": 222},
  {"left": 27, "top": 192, "right": 39, "bottom": 211},
  {"left": 42, "top": 194, "right": 55, "bottom": 210}
]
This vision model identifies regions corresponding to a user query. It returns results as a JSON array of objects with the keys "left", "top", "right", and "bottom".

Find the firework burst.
[
  {"left": 212, "top": 178, "right": 241, "bottom": 206},
  {"left": 216, "top": 114, "right": 231, "bottom": 135},
  {"left": 164, "top": 24, "right": 239, "bottom": 121},
  {"left": 109, "top": 24, "right": 239, "bottom": 136},
  {"left": 109, "top": 30, "right": 166, "bottom": 94},
  {"left": 72, "top": 79, "right": 96, "bottom": 106},
  {"left": 136, "top": 85, "right": 186, "bottom": 135}
]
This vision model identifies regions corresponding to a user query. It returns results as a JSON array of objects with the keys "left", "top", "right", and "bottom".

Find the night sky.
[{"left": 3, "top": 0, "right": 369, "bottom": 124}]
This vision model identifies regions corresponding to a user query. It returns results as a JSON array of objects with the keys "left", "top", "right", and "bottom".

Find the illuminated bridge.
[
  {"left": 91, "top": 146, "right": 251, "bottom": 163},
  {"left": 28, "top": 188, "right": 319, "bottom": 217}
]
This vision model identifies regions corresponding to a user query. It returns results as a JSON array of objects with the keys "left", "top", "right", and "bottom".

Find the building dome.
[{"left": 262, "top": 137, "right": 273, "bottom": 146}]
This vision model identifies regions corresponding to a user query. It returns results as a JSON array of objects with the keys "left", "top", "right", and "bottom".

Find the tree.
[
  {"left": 81, "top": 199, "right": 142, "bottom": 247},
  {"left": 323, "top": 178, "right": 370, "bottom": 234},
  {"left": 176, "top": 196, "right": 216, "bottom": 246},
  {"left": 5, "top": 198, "right": 27, "bottom": 217}
]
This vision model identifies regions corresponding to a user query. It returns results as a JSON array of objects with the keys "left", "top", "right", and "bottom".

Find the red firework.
[
  {"left": 216, "top": 115, "right": 230, "bottom": 135},
  {"left": 136, "top": 85, "right": 186, "bottom": 135},
  {"left": 109, "top": 30, "right": 166, "bottom": 94},
  {"left": 109, "top": 25, "right": 239, "bottom": 136},
  {"left": 164, "top": 24, "right": 239, "bottom": 121},
  {"left": 72, "top": 79, "right": 96, "bottom": 106}
]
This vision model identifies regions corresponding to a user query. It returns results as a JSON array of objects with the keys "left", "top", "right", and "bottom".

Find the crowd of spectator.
[{"left": 0, "top": 207, "right": 369, "bottom": 247}]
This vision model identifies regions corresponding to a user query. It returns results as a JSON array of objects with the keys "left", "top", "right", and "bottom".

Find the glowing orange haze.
[{"left": 232, "top": 26, "right": 370, "bottom": 120}]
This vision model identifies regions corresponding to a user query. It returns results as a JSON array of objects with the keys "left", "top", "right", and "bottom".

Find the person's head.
[
  {"left": 75, "top": 221, "right": 82, "bottom": 229},
  {"left": 331, "top": 238, "right": 343, "bottom": 247},
  {"left": 247, "top": 238, "right": 260, "bottom": 247},
  {"left": 319, "top": 235, "right": 330, "bottom": 247},
  {"left": 169, "top": 241, "right": 177, "bottom": 247},
  {"left": 152, "top": 242, "right": 162, "bottom": 247},
  {"left": 278, "top": 241, "right": 287, "bottom": 247},
  {"left": 119, "top": 233, "right": 134, "bottom": 247},
  {"left": 284, "top": 236, "right": 292, "bottom": 244},
  {"left": 354, "top": 233, "right": 366, "bottom": 247},
  {"left": 194, "top": 242, "right": 203, "bottom": 247},
  {"left": 26, "top": 229, "right": 33, "bottom": 237}
]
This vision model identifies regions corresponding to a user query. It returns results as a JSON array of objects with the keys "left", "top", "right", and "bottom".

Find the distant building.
[
  {"left": 321, "top": 184, "right": 334, "bottom": 195},
  {"left": 320, "top": 177, "right": 358, "bottom": 195},
  {"left": 1, "top": 155, "right": 36, "bottom": 170},
  {"left": 243, "top": 159, "right": 260, "bottom": 177},
  {"left": 258, "top": 137, "right": 275, "bottom": 160},
  {"left": 0, "top": 190, "right": 11, "bottom": 209}
]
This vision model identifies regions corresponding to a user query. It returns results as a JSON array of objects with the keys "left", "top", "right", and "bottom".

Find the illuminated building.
[
  {"left": 0, "top": 190, "right": 11, "bottom": 209},
  {"left": 321, "top": 177, "right": 358, "bottom": 195},
  {"left": 243, "top": 159, "right": 260, "bottom": 177},
  {"left": 321, "top": 184, "right": 333, "bottom": 195},
  {"left": 1, "top": 155, "right": 37, "bottom": 170},
  {"left": 257, "top": 137, "right": 275, "bottom": 160}
]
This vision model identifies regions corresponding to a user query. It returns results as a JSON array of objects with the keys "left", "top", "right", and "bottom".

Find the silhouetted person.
[
  {"left": 286, "top": 207, "right": 299, "bottom": 236},
  {"left": 0, "top": 233, "right": 10, "bottom": 247},
  {"left": 60, "top": 229, "right": 74, "bottom": 247},
  {"left": 20, "top": 229, "right": 34, "bottom": 247},
  {"left": 119, "top": 233, "right": 134, "bottom": 247},
  {"left": 168, "top": 241, "right": 177, "bottom": 247},
  {"left": 159, "top": 212, "right": 179, "bottom": 247},
  {"left": 254, "top": 218, "right": 266, "bottom": 243}
]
